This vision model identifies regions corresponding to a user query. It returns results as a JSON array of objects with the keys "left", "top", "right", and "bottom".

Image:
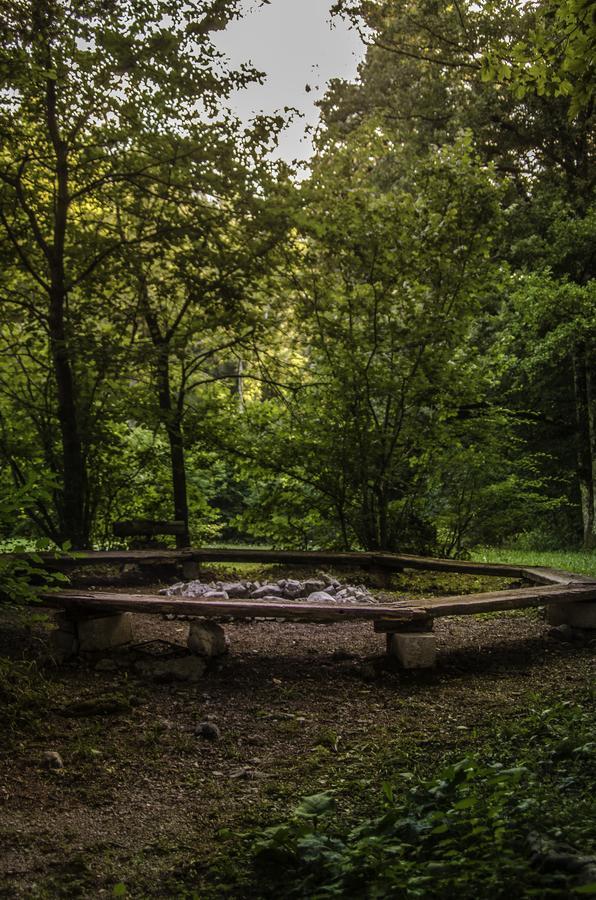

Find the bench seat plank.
[
  {"left": 41, "top": 581, "right": 596, "bottom": 626},
  {"left": 40, "top": 590, "right": 428, "bottom": 624}
]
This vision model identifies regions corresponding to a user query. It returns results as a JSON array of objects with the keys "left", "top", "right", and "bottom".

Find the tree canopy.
[{"left": 0, "top": 0, "right": 594, "bottom": 553}]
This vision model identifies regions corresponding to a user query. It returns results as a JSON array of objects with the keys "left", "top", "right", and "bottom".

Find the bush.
[
  {"left": 0, "top": 479, "right": 68, "bottom": 608},
  {"left": 252, "top": 696, "right": 596, "bottom": 898}
]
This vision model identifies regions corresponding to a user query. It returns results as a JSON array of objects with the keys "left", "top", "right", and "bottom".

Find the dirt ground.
[{"left": 0, "top": 567, "right": 594, "bottom": 899}]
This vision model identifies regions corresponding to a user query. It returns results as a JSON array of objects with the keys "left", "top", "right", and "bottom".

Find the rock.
[
  {"left": 134, "top": 655, "right": 206, "bottom": 683},
  {"left": 283, "top": 580, "right": 303, "bottom": 597},
  {"left": 201, "top": 590, "right": 229, "bottom": 601},
  {"left": 187, "top": 621, "right": 228, "bottom": 657},
  {"left": 321, "top": 574, "right": 340, "bottom": 587},
  {"left": 251, "top": 584, "right": 284, "bottom": 598},
  {"left": 159, "top": 582, "right": 186, "bottom": 596},
  {"left": 306, "top": 591, "right": 337, "bottom": 604},
  {"left": 182, "top": 582, "right": 212, "bottom": 598},
  {"left": 76, "top": 613, "right": 133, "bottom": 652},
  {"left": 195, "top": 721, "right": 221, "bottom": 741},
  {"left": 221, "top": 582, "right": 248, "bottom": 598},
  {"left": 42, "top": 751, "right": 64, "bottom": 770},
  {"left": 303, "top": 579, "right": 326, "bottom": 594}
]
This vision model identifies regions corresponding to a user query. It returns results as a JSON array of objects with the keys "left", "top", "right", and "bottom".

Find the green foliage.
[
  {"left": 482, "top": 0, "right": 596, "bottom": 117},
  {"left": 252, "top": 697, "right": 596, "bottom": 898},
  {"left": 0, "top": 477, "right": 68, "bottom": 606},
  {"left": 0, "top": 658, "right": 56, "bottom": 736}
]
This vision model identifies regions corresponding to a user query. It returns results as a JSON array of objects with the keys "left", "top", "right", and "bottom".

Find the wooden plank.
[
  {"left": 372, "top": 552, "right": 529, "bottom": 578},
  {"left": 5, "top": 547, "right": 596, "bottom": 591},
  {"left": 515, "top": 566, "right": 596, "bottom": 586},
  {"left": 113, "top": 520, "right": 186, "bottom": 537},
  {"left": 373, "top": 583, "right": 596, "bottom": 630},
  {"left": 40, "top": 590, "right": 429, "bottom": 625}
]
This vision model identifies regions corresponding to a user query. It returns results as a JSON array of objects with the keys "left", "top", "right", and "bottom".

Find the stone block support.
[
  {"left": 386, "top": 631, "right": 437, "bottom": 668},
  {"left": 187, "top": 620, "right": 229, "bottom": 657},
  {"left": 51, "top": 611, "right": 134, "bottom": 659},
  {"left": 546, "top": 601, "right": 596, "bottom": 629}
]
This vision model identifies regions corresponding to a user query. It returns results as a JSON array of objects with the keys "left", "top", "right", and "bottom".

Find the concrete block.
[
  {"left": 386, "top": 632, "right": 437, "bottom": 668},
  {"left": 187, "top": 621, "right": 228, "bottom": 657},
  {"left": 546, "top": 601, "right": 596, "bottom": 629},
  {"left": 77, "top": 613, "right": 134, "bottom": 652}
]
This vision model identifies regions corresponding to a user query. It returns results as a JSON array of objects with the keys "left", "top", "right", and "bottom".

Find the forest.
[
  {"left": 0, "top": 0, "right": 593, "bottom": 559},
  {"left": 0, "top": 1, "right": 595, "bottom": 898}
]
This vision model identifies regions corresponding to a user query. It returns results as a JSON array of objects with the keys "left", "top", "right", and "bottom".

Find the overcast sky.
[{"left": 214, "top": 0, "right": 365, "bottom": 162}]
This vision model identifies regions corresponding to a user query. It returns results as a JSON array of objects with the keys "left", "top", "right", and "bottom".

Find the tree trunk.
[
  {"left": 572, "top": 343, "right": 596, "bottom": 548},
  {"left": 155, "top": 344, "right": 190, "bottom": 548},
  {"left": 48, "top": 281, "right": 88, "bottom": 547},
  {"left": 46, "top": 78, "right": 88, "bottom": 548}
]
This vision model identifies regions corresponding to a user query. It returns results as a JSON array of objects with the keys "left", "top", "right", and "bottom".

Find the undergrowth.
[
  {"left": 0, "top": 658, "right": 57, "bottom": 737},
  {"left": 248, "top": 691, "right": 596, "bottom": 899}
]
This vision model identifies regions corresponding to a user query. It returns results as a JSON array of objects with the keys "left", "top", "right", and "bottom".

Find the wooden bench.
[
  {"left": 3, "top": 546, "right": 594, "bottom": 668},
  {"left": 41, "top": 578, "right": 596, "bottom": 669},
  {"left": 113, "top": 519, "right": 189, "bottom": 550}
]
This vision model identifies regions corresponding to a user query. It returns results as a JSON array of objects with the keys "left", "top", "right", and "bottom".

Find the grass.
[{"left": 473, "top": 547, "right": 596, "bottom": 578}]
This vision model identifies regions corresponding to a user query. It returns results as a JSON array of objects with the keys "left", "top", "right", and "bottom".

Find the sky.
[{"left": 213, "top": 0, "right": 365, "bottom": 162}]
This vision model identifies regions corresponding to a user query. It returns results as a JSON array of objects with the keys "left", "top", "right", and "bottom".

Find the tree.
[
  {"left": 232, "top": 127, "right": 503, "bottom": 551},
  {"left": 0, "top": 0, "right": 261, "bottom": 547},
  {"left": 482, "top": 0, "right": 596, "bottom": 118},
  {"left": 326, "top": 0, "right": 595, "bottom": 549}
]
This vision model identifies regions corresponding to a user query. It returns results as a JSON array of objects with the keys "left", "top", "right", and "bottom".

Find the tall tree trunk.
[
  {"left": 46, "top": 77, "right": 88, "bottom": 547},
  {"left": 155, "top": 344, "right": 190, "bottom": 548},
  {"left": 48, "top": 281, "right": 88, "bottom": 547},
  {"left": 572, "top": 343, "right": 596, "bottom": 548}
]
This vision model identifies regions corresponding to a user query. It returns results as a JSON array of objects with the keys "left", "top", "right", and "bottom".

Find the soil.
[{"left": 0, "top": 566, "right": 594, "bottom": 899}]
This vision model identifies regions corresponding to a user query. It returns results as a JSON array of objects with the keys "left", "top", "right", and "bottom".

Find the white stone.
[
  {"left": 546, "top": 601, "right": 596, "bottom": 629},
  {"left": 187, "top": 621, "right": 228, "bottom": 657},
  {"left": 201, "top": 590, "right": 229, "bottom": 601},
  {"left": 387, "top": 632, "right": 437, "bottom": 668},
  {"left": 158, "top": 582, "right": 185, "bottom": 596},
  {"left": 252, "top": 584, "right": 284, "bottom": 598},
  {"left": 306, "top": 591, "right": 336, "bottom": 604},
  {"left": 182, "top": 582, "right": 212, "bottom": 598}
]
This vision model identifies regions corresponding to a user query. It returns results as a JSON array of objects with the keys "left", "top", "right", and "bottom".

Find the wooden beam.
[
  {"left": 40, "top": 590, "right": 429, "bottom": 625},
  {"left": 4, "top": 547, "right": 595, "bottom": 591},
  {"left": 373, "top": 582, "right": 596, "bottom": 630}
]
